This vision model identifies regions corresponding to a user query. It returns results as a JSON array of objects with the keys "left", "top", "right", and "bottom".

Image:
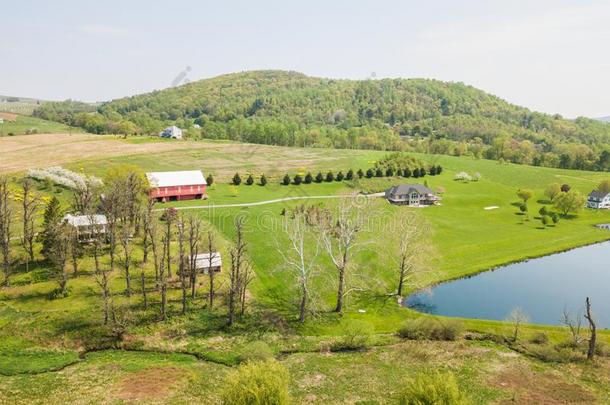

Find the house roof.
[
  {"left": 63, "top": 214, "right": 108, "bottom": 227},
  {"left": 589, "top": 190, "right": 610, "bottom": 199},
  {"left": 146, "top": 170, "right": 206, "bottom": 188},
  {"left": 193, "top": 252, "right": 222, "bottom": 268},
  {"left": 386, "top": 184, "right": 435, "bottom": 197}
]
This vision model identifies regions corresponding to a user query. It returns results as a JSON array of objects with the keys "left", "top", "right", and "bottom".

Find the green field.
[
  {"left": 2, "top": 138, "right": 610, "bottom": 403},
  {"left": 0, "top": 114, "right": 76, "bottom": 136}
]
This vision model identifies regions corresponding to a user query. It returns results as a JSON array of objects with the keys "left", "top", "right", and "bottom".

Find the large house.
[
  {"left": 159, "top": 125, "right": 183, "bottom": 139},
  {"left": 146, "top": 170, "right": 207, "bottom": 202},
  {"left": 587, "top": 190, "right": 610, "bottom": 209},
  {"left": 385, "top": 184, "right": 439, "bottom": 206},
  {"left": 63, "top": 214, "right": 108, "bottom": 242}
]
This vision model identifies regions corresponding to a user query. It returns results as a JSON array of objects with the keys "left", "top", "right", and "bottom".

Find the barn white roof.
[
  {"left": 193, "top": 252, "right": 222, "bottom": 269},
  {"left": 146, "top": 170, "right": 206, "bottom": 188},
  {"left": 63, "top": 214, "right": 108, "bottom": 227}
]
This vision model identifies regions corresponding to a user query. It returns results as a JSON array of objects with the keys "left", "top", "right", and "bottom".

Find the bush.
[
  {"left": 398, "top": 318, "right": 464, "bottom": 341},
  {"left": 259, "top": 174, "right": 267, "bottom": 186},
  {"left": 221, "top": 360, "right": 290, "bottom": 405},
  {"left": 282, "top": 174, "right": 291, "bottom": 186},
  {"left": 386, "top": 167, "right": 394, "bottom": 177},
  {"left": 232, "top": 172, "right": 242, "bottom": 185},
  {"left": 246, "top": 174, "right": 254, "bottom": 185},
  {"left": 336, "top": 171, "right": 344, "bottom": 181},
  {"left": 551, "top": 212, "right": 559, "bottom": 224},
  {"left": 539, "top": 206, "right": 548, "bottom": 216},
  {"left": 346, "top": 169, "right": 354, "bottom": 180},
  {"left": 315, "top": 172, "right": 324, "bottom": 183},
  {"left": 238, "top": 341, "right": 274, "bottom": 364},
  {"left": 293, "top": 174, "right": 302, "bottom": 185},
  {"left": 357, "top": 169, "right": 364, "bottom": 178},
  {"left": 530, "top": 332, "right": 549, "bottom": 345},
  {"left": 397, "top": 371, "right": 468, "bottom": 405},
  {"left": 403, "top": 168, "right": 411, "bottom": 178},
  {"left": 304, "top": 172, "right": 313, "bottom": 184},
  {"left": 206, "top": 174, "right": 214, "bottom": 186},
  {"left": 330, "top": 320, "right": 373, "bottom": 352},
  {"left": 366, "top": 168, "right": 374, "bottom": 178},
  {"left": 326, "top": 171, "right": 334, "bottom": 182},
  {"left": 375, "top": 168, "right": 383, "bottom": 177}
]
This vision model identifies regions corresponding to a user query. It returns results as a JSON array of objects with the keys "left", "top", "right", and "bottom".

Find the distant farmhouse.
[
  {"left": 63, "top": 214, "right": 108, "bottom": 242},
  {"left": 146, "top": 170, "right": 207, "bottom": 202},
  {"left": 587, "top": 190, "right": 610, "bottom": 209},
  {"left": 385, "top": 184, "right": 439, "bottom": 206},
  {"left": 159, "top": 125, "right": 183, "bottom": 139}
]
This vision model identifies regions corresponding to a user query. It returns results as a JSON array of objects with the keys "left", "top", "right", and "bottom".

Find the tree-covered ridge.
[{"left": 34, "top": 70, "right": 610, "bottom": 170}]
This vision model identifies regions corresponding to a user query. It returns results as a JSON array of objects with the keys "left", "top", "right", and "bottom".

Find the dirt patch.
[
  {"left": 491, "top": 367, "right": 595, "bottom": 404},
  {"left": 0, "top": 112, "right": 18, "bottom": 121},
  {"left": 113, "top": 366, "right": 188, "bottom": 401}
]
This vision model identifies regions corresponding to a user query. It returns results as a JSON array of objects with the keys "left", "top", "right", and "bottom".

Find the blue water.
[{"left": 405, "top": 241, "right": 610, "bottom": 328}]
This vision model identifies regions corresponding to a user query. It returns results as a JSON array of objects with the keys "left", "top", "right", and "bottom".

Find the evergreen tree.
[
  {"left": 245, "top": 174, "right": 254, "bottom": 185},
  {"left": 386, "top": 167, "right": 394, "bottom": 177},
  {"left": 357, "top": 169, "right": 364, "bottom": 179},
  {"left": 206, "top": 174, "right": 214, "bottom": 186},
  {"left": 436, "top": 165, "right": 443, "bottom": 174},
  {"left": 419, "top": 167, "right": 426, "bottom": 177},
  {"left": 232, "top": 172, "right": 242, "bottom": 185},
  {"left": 304, "top": 172, "right": 313, "bottom": 184},
  {"left": 282, "top": 174, "right": 291, "bottom": 185},
  {"left": 429, "top": 166, "right": 437, "bottom": 175},
  {"left": 315, "top": 172, "right": 324, "bottom": 183},
  {"left": 366, "top": 168, "right": 374, "bottom": 178},
  {"left": 326, "top": 171, "right": 334, "bottom": 182},
  {"left": 412, "top": 169, "right": 420, "bottom": 178},
  {"left": 260, "top": 174, "right": 267, "bottom": 186},
  {"left": 293, "top": 174, "right": 303, "bottom": 185},
  {"left": 336, "top": 171, "right": 344, "bottom": 181},
  {"left": 375, "top": 168, "right": 383, "bottom": 177},
  {"left": 403, "top": 168, "right": 411, "bottom": 178},
  {"left": 346, "top": 169, "right": 354, "bottom": 180},
  {"left": 40, "top": 196, "right": 62, "bottom": 259},
  {"left": 396, "top": 168, "right": 403, "bottom": 177}
]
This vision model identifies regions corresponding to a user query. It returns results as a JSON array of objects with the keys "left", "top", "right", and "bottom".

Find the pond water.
[{"left": 405, "top": 241, "right": 610, "bottom": 328}]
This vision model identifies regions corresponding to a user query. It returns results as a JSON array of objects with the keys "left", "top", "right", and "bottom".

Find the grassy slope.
[
  {"left": 3, "top": 139, "right": 610, "bottom": 403},
  {"left": 0, "top": 115, "right": 75, "bottom": 135}
]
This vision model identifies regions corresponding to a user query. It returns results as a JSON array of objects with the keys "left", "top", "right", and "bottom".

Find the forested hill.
[{"left": 34, "top": 70, "right": 610, "bottom": 171}]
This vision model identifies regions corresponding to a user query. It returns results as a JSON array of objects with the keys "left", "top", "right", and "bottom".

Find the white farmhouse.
[
  {"left": 587, "top": 190, "right": 610, "bottom": 209},
  {"left": 159, "top": 125, "right": 183, "bottom": 139},
  {"left": 63, "top": 214, "right": 108, "bottom": 242}
]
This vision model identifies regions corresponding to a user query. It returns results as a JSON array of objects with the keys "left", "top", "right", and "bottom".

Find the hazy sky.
[{"left": 2, "top": 0, "right": 609, "bottom": 118}]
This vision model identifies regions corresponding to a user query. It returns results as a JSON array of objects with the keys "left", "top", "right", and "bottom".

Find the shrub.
[
  {"left": 336, "top": 171, "right": 344, "bottom": 181},
  {"left": 385, "top": 167, "right": 394, "bottom": 177},
  {"left": 397, "top": 371, "right": 468, "bottom": 405},
  {"left": 246, "top": 174, "right": 254, "bottom": 185},
  {"left": 412, "top": 169, "right": 420, "bottom": 178},
  {"left": 530, "top": 332, "right": 549, "bottom": 344},
  {"left": 232, "top": 172, "right": 242, "bottom": 185},
  {"left": 326, "top": 171, "right": 334, "bottom": 182},
  {"left": 282, "top": 174, "right": 291, "bottom": 186},
  {"left": 366, "top": 168, "right": 374, "bottom": 178},
  {"left": 346, "top": 169, "right": 354, "bottom": 180},
  {"left": 403, "top": 168, "right": 411, "bottom": 178},
  {"left": 293, "top": 174, "right": 302, "bottom": 185},
  {"left": 330, "top": 320, "right": 373, "bottom": 352},
  {"left": 561, "top": 184, "right": 571, "bottom": 193},
  {"left": 396, "top": 168, "right": 403, "bottom": 176},
  {"left": 259, "top": 174, "right": 267, "bottom": 186},
  {"left": 541, "top": 215, "right": 550, "bottom": 226},
  {"left": 418, "top": 168, "right": 426, "bottom": 177},
  {"left": 304, "top": 172, "right": 313, "bottom": 184},
  {"left": 221, "top": 360, "right": 290, "bottom": 405},
  {"left": 375, "top": 168, "right": 383, "bottom": 177},
  {"left": 551, "top": 212, "right": 560, "bottom": 224},
  {"left": 539, "top": 206, "right": 548, "bottom": 216},
  {"left": 238, "top": 341, "right": 274, "bottom": 364},
  {"left": 429, "top": 166, "right": 437, "bottom": 175},
  {"left": 206, "top": 174, "right": 214, "bottom": 186},
  {"left": 357, "top": 169, "right": 364, "bottom": 178},
  {"left": 315, "top": 172, "right": 324, "bottom": 183},
  {"left": 398, "top": 318, "right": 464, "bottom": 341},
  {"left": 436, "top": 165, "right": 443, "bottom": 174}
]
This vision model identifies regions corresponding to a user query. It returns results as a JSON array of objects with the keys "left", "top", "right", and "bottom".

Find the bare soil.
[{"left": 113, "top": 366, "right": 188, "bottom": 401}]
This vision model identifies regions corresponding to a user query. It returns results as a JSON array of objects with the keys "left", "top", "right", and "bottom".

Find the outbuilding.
[
  {"left": 62, "top": 214, "right": 108, "bottom": 242},
  {"left": 146, "top": 170, "right": 207, "bottom": 202},
  {"left": 192, "top": 252, "right": 222, "bottom": 274},
  {"left": 159, "top": 125, "right": 183, "bottom": 139}
]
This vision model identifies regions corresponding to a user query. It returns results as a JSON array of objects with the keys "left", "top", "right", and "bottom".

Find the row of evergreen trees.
[{"left": 229, "top": 165, "right": 442, "bottom": 186}]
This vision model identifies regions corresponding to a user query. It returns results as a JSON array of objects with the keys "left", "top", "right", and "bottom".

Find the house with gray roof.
[
  {"left": 159, "top": 125, "right": 183, "bottom": 139},
  {"left": 385, "top": 184, "right": 439, "bottom": 206},
  {"left": 62, "top": 214, "right": 108, "bottom": 242},
  {"left": 587, "top": 190, "right": 610, "bottom": 209}
]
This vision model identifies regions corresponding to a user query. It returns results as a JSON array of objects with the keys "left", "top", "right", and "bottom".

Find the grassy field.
[
  {"left": 0, "top": 114, "right": 75, "bottom": 136},
  {"left": 2, "top": 135, "right": 610, "bottom": 403}
]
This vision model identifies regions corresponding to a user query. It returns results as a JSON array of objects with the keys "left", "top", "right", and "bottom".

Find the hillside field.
[{"left": 2, "top": 134, "right": 610, "bottom": 403}]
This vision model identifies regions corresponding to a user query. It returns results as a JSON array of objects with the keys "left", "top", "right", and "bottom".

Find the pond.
[{"left": 405, "top": 241, "right": 610, "bottom": 328}]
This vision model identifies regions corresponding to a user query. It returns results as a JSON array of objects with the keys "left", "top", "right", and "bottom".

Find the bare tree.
[
  {"left": 585, "top": 297, "right": 596, "bottom": 361},
  {"left": 176, "top": 217, "right": 188, "bottom": 314},
  {"left": 186, "top": 215, "right": 202, "bottom": 300},
  {"left": 159, "top": 233, "right": 169, "bottom": 320},
  {"left": 102, "top": 188, "right": 121, "bottom": 272},
  {"left": 163, "top": 209, "right": 176, "bottom": 278},
  {"left": 239, "top": 261, "right": 255, "bottom": 317},
  {"left": 50, "top": 223, "right": 71, "bottom": 296},
  {"left": 392, "top": 212, "right": 432, "bottom": 296},
  {"left": 72, "top": 179, "right": 99, "bottom": 214},
  {"left": 20, "top": 179, "right": 39, "bottom": 266},
  {"left": 277, "top": 208, "right": 320, "bottom": 322},
  {"left": 141, "top": 199, "right": 155, "bottom": 264},
  {"left": 317, "top": 196, "right": 364, "bottom": 314},
  {"left": 140, "top": 261, "right": 148, "bottom": 310},
  {"left": 228, "top": 217, "right": 247, "bottom": 326},
  {"left": 560, "top": 307, "right": 582, "bottom": 346},
  {"left": 206, "top": 230, "right": 219, "bottom": 309},
  {"left": 506, "top": 307, "right": 529, "bottom": 342},
  {"left": 69, "top": 225, "right": 81, "bottom": 275},
  {"left": 90, "top": 215, "right": 111, "bottom": 324},
  {"left": 0, "top": 178, "right": 12, "bottom": 286},
  {"left": 148, "top": 215, "right": 160, "bottom": 283},
  {"left": 118, "top": 225, "right": 133, "bottom": 296}
]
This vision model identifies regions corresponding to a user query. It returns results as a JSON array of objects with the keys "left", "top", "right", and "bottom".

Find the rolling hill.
[{"left": 33, "top": 70, "right": 610, "bottom": 171}]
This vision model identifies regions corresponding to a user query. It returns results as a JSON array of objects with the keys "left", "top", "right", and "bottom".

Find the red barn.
[{"left": 146, "top": 170, "right": 207, "bottom": 202}]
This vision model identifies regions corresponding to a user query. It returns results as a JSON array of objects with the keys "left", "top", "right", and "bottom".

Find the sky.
[{"left": 1, "top": 0, "right": 609, "bottom": 118}]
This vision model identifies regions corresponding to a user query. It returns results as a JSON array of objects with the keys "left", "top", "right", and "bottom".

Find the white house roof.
[
  {"left": 193, "top": 252, "right": 222, "bottom": 269},
  {"left": 146, "top": 170, "right": 206, "bottom": 188},
  {"left": 63, "top": 214, "right": 108, "bottom": 227}
]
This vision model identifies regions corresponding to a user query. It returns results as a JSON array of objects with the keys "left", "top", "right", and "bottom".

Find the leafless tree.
[
  {"left": 147, "top": 215, "right": 160, "bottom": 283},
  {"left": 0, "top": 178, "right": 12, "bottom": 286},
  {"left": 20, "top": 179, "right": 39, "bottom": 266},
  {"left": 585, "top": 297, "right": 596, "bottom": 361},
  {"left": 101, "top": 188, "right": 121, "bottom": 272},
  {"left": 87, "top": 212, "right": 111, "bottom": 323},
  {"left": 163, "top": 209, "right": 176, "bottom": 278},
  {"left": 277, "top": 208, "right": 320, "bottom": 322},
  {"left": 391, "top": 212, "right": 432, "bottom": 297},
  {"left": 506, "top": 307, "right": 529, "bottom": 342},
  {"left": 176, "top": 217, "right": 188, "bottom": 314},
  {"left": 317, "top": 196, "right": 364, "bottom": 314},
  {"left": 140, "top": 261, "right": 148, "bottom": 310},
  {"left": 160, "top": 233, "right": 169, "bottom": 320},
  {"left": 560, "top": 307, "right": 583, "bottom": 346},
  {"left": 118, "top": 225, "right": 133, "bottom": 296},
  {"left": 206, "top": 230, "right": 219, "bottom": 309},
  {"left": 69, "top": 225, "right": 81, "bottom": 275},
  {"left": 228, "top": 217, "right": 247, "bottom": 326},
  {"left": 72, "top": 180, "right": 99, "bottom": 215},
  {"left": 141, "top": 199, "right": 155, "bottom": 264},
  {"left": 239, "top": 261, "right": 254, "bottom": 317},
  {"left": 50, "top": 222, "right": 71, "bottom": 296},
  {"left": 186, "top": 215, "right": 202, "bottom": 300}
]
